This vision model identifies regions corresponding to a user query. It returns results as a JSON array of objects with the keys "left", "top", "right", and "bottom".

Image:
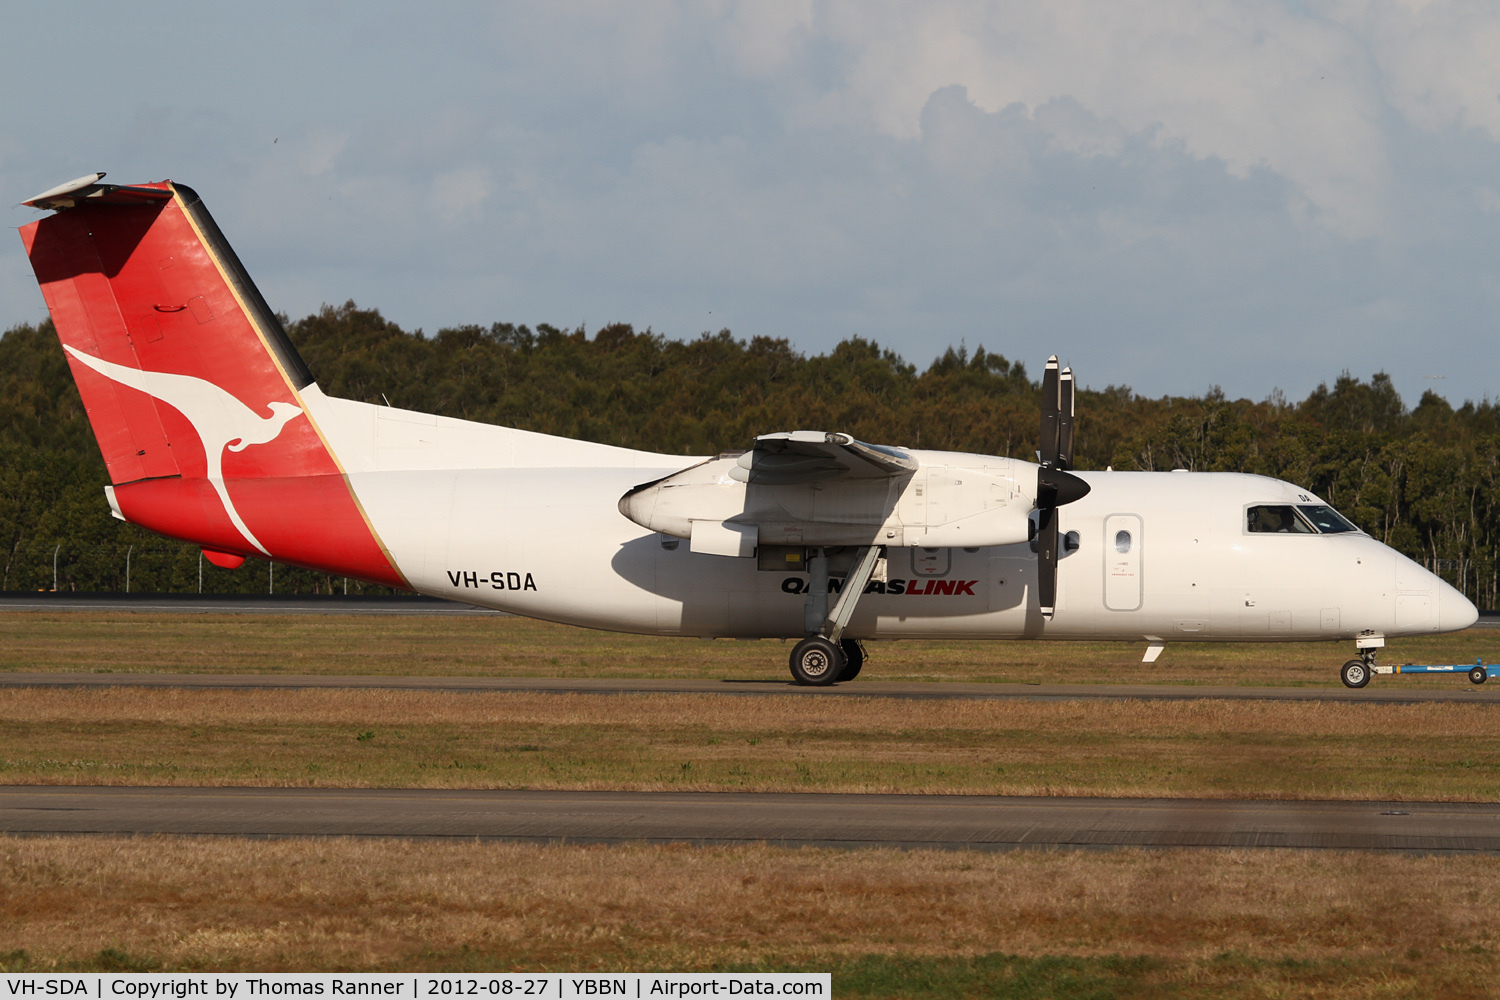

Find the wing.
[{"left": 727, "top": 431, "right": 918, "bottom": 485}]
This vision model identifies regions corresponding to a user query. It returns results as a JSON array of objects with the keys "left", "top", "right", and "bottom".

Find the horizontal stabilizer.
[{"left": 22, "top": 172, "right": 173, "bottom": 211}]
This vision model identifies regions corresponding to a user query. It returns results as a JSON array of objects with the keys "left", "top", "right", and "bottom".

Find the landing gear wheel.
[
  {"left": 1470, "top": 666, "right": 1488, "bottom": 685},
  {"left": 789, "top": 637, "right": 845, "bottom": 686},
  {"left": 1341, "top": 659, "right": 1371, "bottom": 689},
  {"left": 838, "top": 639, "right": 865, "bottom": 682}
]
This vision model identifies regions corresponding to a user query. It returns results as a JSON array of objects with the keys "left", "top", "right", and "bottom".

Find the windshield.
[{"left": 1297, "top": 504, "right": 1359, "bottom": 534}]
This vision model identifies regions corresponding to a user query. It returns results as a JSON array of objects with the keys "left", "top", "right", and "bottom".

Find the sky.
[{"left": 3, "top": 0, "right": 1499, "bottom": 407}]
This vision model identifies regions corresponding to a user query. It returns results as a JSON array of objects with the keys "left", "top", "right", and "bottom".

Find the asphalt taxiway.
[
  {"left": 2, "top": 670, "right": 1497, "bottom": 703},
  {"left": 2, "top": 786, "right": 1494, "bottom": 852}
]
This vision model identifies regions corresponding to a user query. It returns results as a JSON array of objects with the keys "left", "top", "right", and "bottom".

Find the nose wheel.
[{"left": 1340, "top": 659, "right": 1371, "bottom": 689}]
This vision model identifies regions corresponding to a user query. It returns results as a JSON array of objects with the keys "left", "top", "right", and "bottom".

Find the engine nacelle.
[{"left": 619, "top": 452, "right": 1039, "bottom": 553}]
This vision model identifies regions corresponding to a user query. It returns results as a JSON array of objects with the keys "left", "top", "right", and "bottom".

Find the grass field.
[
  {"left": 2, "top": 612, "right": 1498, "bottom": 687},
  {"left": 2, "top": 836, "right": 1498, "bottom": 997},
  {"left": 1, "top": 687, "right": 1498, "bottom": 799},
  {"left": 6, "top": 611, "right": 1500, "bottom": 994}
]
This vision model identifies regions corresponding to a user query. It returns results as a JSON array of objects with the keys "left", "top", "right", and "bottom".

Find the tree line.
[{"left": 3, "top": 302, "right": 1497, "bottom": 606}]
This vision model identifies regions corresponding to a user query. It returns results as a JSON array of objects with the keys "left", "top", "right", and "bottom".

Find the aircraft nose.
[{"left": 1437, "top": 579, "right": 1479, "bottom": 632}]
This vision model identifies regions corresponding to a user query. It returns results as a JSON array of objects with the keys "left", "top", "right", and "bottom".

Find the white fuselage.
[{"left": 301, "top": 389, "right": 1476, "bottom": 643}]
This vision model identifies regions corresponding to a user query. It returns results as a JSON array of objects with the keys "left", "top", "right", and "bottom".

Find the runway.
[
  {"left": 3, "top": 670, "right": 1499, "bottom": 703},
  {"left": 2, "top": 786, "right": 1495, "bottom": 851}
]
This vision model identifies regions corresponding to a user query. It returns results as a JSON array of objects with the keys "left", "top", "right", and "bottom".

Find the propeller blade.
[
  {"left": 1034, "top": 358, "right": 1083, "bottom": 621},
  {"left": 1058, "top": 366, "right": 1075, "bottom": 471},
  {"left": 1039, "top": 355, "right": 1060, "bottom": 468},
  {"left": 1036, "top": 505, "right": 1059, "bottom": 618}
]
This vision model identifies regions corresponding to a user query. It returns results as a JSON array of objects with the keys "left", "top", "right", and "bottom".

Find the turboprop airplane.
[{"left": 17, "top": 173, "right": 1479, "bottom": 687}]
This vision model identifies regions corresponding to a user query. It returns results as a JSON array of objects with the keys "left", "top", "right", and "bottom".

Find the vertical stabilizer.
[{"left": 19, "top": 177, "right": 406, "bottom": 587}]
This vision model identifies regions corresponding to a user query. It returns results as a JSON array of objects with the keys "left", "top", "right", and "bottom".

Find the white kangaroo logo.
[{"left": 64, "top": 345, "right": 303, "bottom": 556}]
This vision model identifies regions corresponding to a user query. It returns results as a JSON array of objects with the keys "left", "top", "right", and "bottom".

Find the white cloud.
[
  {"left": 431, "top": 166, "right": 494, "bottom": 223},
  {"left": 1349, "top": 0, "right": 1500, "bottom": 138},
  {"left": 788, "top": 2, "right": 1393, "bottom": 236},
  {"left": 5, "top": 1, "right": 1500, "bottom": 406},
  {"left": 296, "top": 130, "right": 347, "bottom": 177},
  {"left": 717, "top": 0, "right": 816, "bottom": 77}
]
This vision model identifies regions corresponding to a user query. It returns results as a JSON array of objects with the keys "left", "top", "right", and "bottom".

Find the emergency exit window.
[{"left": 911, "top": 548, "right": 950, "bottom": 577}]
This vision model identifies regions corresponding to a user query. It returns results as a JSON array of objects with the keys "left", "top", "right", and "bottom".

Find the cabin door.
[{"left": 1103, "top": 514, "right": 1143, "bottom": 611}]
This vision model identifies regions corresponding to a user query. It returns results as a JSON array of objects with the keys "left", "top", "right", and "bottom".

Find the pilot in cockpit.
[{"left": 1247, "top": 505, "right": 1312, "bottom": 533}]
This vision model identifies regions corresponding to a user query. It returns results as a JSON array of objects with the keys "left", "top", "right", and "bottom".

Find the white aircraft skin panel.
[
  {"left": 1052, "top": 471, "right": 1445, "bottom": 641},
  {"left": 347, "top": 466, "right": 685, "bottom": 633},
  {"left": 341, "top": 462, "right": 1476, "bottom": 641},
  {"left": 301, "top": 386, "right": 699, "bottom": 474}
]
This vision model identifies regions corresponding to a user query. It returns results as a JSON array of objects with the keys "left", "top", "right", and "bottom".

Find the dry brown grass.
[
  {"left": 3, "top": 611, "right": 1497, "bottom": 688},
  {"left": 5, "top": 684, "right": 1499, "bottom": 734},
  {"left": 2, "top": 687, "right": 1497, "bottom": 800},
  {"left": 2, "top": 835, "right": 1498, "bottom": 984}
]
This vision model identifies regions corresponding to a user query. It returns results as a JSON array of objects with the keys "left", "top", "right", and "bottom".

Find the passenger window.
[
  {"left": 1114, "top": 530, "right": 1132, "bottom": 553},
  {"left": 1297, "top": 504, "right": 1358, "bottom": 534},
  {"left": 1246, "top": 505, "right": 1314, "bottom": 534}
]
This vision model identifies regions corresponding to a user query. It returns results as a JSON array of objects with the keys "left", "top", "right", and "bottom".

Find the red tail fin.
[{"left": 20, "top": 176, "right": 405, "bottom": 587}]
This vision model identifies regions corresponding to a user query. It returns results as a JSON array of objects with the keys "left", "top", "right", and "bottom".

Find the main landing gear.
[
  {"left": 788, "top": 636, "right": 865, "bottom": 685},
  {"left": 788, "top": 545, "right": 879, "bottom": 686}
]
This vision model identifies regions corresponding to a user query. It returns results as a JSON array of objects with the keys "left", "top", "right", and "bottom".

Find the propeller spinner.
[{"left": 1036, "top": 356, "right": 1090, "bottom": 618}]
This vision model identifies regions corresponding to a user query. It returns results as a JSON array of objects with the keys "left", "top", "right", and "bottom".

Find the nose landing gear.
[
  {"left": 1340, "top": 645, "right": 1378, "bottom": 688},
  {"left": 1339, "top": 636, "right": 1496, "bottom": 688}
]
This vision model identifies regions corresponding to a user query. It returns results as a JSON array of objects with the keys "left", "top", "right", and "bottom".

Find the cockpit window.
[
  {"left": 1246, "top": 505, "right": 1316, "bottom": 534},
  {"left": 1296, "top": 504, "right": 1359, "bottom": 534},
  {"left": 1246, "top": 503, "right": 1361, "bottom": 534}
]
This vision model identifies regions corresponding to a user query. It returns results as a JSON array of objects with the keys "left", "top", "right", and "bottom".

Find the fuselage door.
[{"left": 1103, "top": 514, "right": 1143, "bottom": 611}]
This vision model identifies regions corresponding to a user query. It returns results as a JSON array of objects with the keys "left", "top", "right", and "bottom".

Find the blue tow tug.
[{"left": 1340, "top": 657, "right": 1496, "bottom": 689}]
